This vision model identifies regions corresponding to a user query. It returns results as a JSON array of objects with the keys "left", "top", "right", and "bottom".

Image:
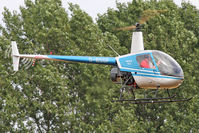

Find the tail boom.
[
  {"left": 47, "top": 55, "right": 116, "bottom": 65},
  {"left": 11, "top": 41, "right": 117, "bottom": 71},
  {"left": 18, "top": 54, "right": 117, "bottom": 65}
]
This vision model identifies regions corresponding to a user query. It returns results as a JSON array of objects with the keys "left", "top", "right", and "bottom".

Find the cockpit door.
[
  {"left": 136, "top": 53, "right": 157, "bottom": 70},
  {"left": 134, "top": 53, "right": 160, "bottom": 88}
]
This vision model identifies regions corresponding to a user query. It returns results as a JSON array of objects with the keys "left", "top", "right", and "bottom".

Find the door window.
[{"left": 136, "top": 54, "right": 155, "bottom": 69}]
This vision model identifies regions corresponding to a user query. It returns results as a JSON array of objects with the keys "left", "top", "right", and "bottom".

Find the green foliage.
[
  {"left": 97, "top": 0, "right": 199, "bottom": 132},
  {"left": 0, "top": 0, "right": 199, "bottom": 132}
]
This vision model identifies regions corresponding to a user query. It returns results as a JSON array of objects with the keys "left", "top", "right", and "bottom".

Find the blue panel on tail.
[{"left": 47, "top": 55, "right": 117, "bottom": 65}]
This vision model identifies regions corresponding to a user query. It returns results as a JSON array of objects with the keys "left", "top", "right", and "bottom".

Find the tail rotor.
[
  {"left": 5, "top": 45, "right": 12, "bottom": 59},
  {"left": 10, "top": 41, "right": 35, "bottom": 71},
  {"left": 21, "top": 58, "right": 35, "bottom": 70}
]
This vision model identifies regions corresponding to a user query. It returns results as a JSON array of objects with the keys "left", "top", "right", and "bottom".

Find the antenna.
[{"left": 107, "top": 44, "right": 120, "bottom": 57}]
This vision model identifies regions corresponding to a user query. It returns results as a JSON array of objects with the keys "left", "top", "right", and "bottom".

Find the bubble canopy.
[{"left": 152, "top": 50, "right": 184, "bottom": 78}]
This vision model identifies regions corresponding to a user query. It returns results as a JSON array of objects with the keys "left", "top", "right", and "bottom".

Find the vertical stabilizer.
[
  {"left": 130, "top": 32, "right": 144, "bottom": 53},
  {"left": 12, "top": 41, "right": 20, "bottom": 71}
]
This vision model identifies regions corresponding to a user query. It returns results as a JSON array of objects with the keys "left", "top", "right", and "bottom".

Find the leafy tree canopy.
[{"left": 0, "top": 0, "right": 199, "bottom": 132}]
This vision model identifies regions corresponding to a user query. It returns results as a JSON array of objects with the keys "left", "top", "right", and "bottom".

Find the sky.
[{"left": 0, "top": 0, "right": 199, "bottom": 26}]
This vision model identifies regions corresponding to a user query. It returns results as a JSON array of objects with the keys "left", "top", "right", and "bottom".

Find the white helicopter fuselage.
[
  {"left": 115, "top": 31, "right": 184, "bottom": 89},
  {"left": 116, "top": 50, "right": 184, "bottom": 89}
]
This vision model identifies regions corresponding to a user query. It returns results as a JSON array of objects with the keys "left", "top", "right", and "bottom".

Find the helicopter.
[{"left": 11, "top": 10, "right": 192, "bottom": 104}]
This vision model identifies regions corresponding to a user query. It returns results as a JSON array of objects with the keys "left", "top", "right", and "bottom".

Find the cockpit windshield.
[{"left": 152, "top": 51, "right": 184, "bottom": 77}]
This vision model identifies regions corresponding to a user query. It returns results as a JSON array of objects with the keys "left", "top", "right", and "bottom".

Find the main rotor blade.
[
  {"left": 115, "top": 9, "right": 167, "bottom": 31},
  {"left": 115, "top": 25, "right": 136, "bottom": 31},
  {"left": 139, "top": 9, "right": 167, "bottom": 24}
]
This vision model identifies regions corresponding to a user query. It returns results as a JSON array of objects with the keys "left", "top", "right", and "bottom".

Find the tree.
[
  {"left": 97, "top": 0, "right": 199, "bottom": 132},
  {"left": 0, "top": 0, "right": 199, "bottom": 132},
  {"left": 0, "top": 0, "right": 125, "bottom": 132}
]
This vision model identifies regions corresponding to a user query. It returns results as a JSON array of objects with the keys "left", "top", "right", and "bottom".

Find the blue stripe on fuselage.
[
  {"left": 120, "top": 68, "right": 183, "bottom": 80},
  {"left": 47, "top": 55, "right": 117, "bottom": 65},
  {"left": 132, "top": 73, "right": 183, "bottom": 80},
  {"left": 120, "top": 68, "right": 160, "bottom": 75}
]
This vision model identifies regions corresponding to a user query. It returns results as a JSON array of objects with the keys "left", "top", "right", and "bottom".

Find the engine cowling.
[
  {"left": 110, "top": 67, "right": 122, "bottom": 83},
  {"left": 110, "top": 67, "right": 135, "bottom": 85}
]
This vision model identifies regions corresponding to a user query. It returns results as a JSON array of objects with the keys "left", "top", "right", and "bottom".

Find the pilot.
[{"left": 140, "top": 55, "right": 155, "bottom": 69}]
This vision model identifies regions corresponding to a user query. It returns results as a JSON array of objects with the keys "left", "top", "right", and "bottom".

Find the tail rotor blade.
[
  {"left": 24, "top": 59, "right": 33, "bottom": 70},
  {"left": 5, "top": 45, "right": 12, "bottom": 58},
  {"left": 22, "top": 58, "right": 34, "bottom": 69}
]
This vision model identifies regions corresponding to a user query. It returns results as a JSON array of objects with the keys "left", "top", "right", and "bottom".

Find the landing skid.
[
  {"left": 112, "top": 77, "right": 192, "bottom": 104},
  {"left": 112, "top": 95, "right": 175, "bottom": 102},
  {"left": 130, "top": 97, "right": 193, "bottom": 104},
  {"left": 112, "top": 96, "right": 192, "bottom": 104}
]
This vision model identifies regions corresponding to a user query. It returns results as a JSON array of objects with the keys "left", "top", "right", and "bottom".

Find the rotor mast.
[{"left": 130, "top": 23, "right": 144, "bottom": 53}]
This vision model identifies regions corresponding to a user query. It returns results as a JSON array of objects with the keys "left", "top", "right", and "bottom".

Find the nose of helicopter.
[
  {"left": 158, "top": 74, "right": 184, "bottom": 89},
  {"left": 175, "top": 67, "right": 184, "bottom": 87},
  {"left": 163, "top": 66, "right": 184, "bottom": 89},
  {"left": 152, "top": 50, "right": 184, "bottom": 89}
]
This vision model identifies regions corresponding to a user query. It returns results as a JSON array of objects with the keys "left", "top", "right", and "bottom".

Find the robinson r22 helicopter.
[{"left": 11, "top": 10, "right": 192, "bottom": 104}]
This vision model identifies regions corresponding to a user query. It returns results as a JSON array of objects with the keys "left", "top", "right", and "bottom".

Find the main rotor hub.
[{"left": 135, "top": 23, "right": 141, "bottom": 32}]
